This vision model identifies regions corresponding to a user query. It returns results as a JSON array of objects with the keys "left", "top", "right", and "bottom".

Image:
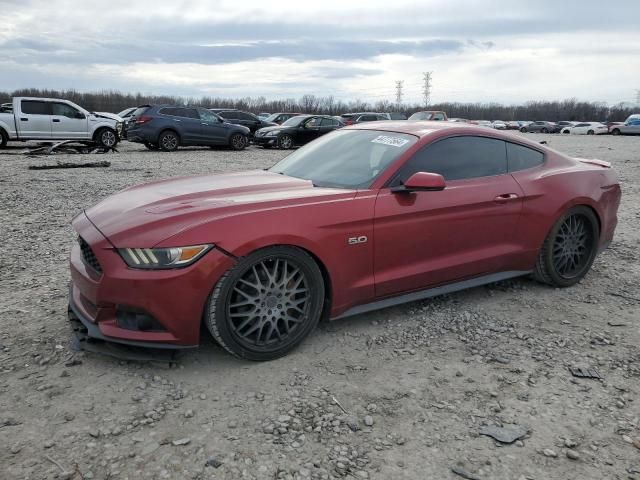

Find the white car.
[
  {"left": 561, "top": 122, "right": 608, "bottom": 135},
  {"left": 492, "top": 120, "right": 507, "bottom": 130},
  {"left": 475, "top": 120, "right": 493, "bottom": 128}
]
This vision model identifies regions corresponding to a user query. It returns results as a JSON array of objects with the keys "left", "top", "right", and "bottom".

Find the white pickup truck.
[{"left": 0, "top": 97, "right": 122, "bottom": 148}]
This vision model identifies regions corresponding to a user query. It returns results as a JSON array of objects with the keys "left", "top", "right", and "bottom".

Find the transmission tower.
[
  {"left": 395, "top": 80, "right": 404, "bottom": 106},
  {"left": 422, "top": 72, "right": 433, "bottom": 107}
]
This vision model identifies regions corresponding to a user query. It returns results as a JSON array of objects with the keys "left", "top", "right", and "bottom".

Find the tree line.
[{"left": 0, "top": 88, "right": 636, "bottom": 121}]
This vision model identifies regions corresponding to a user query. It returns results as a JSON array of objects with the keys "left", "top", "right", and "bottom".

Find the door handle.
[
  {"left": 494, "top": 193, "right": 519, "bottom": 203},
  {"left": 52, "top": 119, "right": 61, "bottom": 122},
  {"left": 20, "top": 117, "right": 28, "bottom": 121}
]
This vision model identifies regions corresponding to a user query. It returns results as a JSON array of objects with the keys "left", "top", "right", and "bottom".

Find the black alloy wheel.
[
  {"left": 541, "top": 127, "right": 548, "bottom": 133},
  {"left": 230, "top": 133, "right": 246, "bottom": 151},
  {"left": 159, "top": 131, "right": 179, "bottom": 151},
  {"left": 534, "top": 206, "right": 599, "bottom": 287},
  {"left": 206, "top": 246, "right": 325, "bottom": 361}
]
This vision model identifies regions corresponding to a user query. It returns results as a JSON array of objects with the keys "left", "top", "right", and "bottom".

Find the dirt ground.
[{"left": 1, "top": 133, "right": 639, "bottom": 480}]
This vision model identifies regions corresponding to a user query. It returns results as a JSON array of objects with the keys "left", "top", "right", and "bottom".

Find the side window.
[
  {"left": 198, "top": 109, "right": 219, "bottom": 122},
  {"left": 220, "top": 111, "right": 238, "bottom": 120},
  {"left": 305, "top": 117, "right": 322, "bottom": 128},
  {"left": 394, "top": 136, "right": 507, "bottom": 184},
  {"left": 237, "top": 112, "right": 256, "bottom": 121},
  {"left": 52, "top": 103, "right": 81, "bottom": 118},
  {"left": 178, "top": 108, "right": 199, "bottom": 119},
  {"left": 432, "top": 113, "right": 445, "bottom": 121},
  {"left": 506, "top": 142, "right": 544, "bottom": 172},
  {"left": 21, "top": 100, "right": 50, "bottom": 115},
  {"left": 159, "top": 107, "right": 177, "bottom": 116},
  {"left": 320, "top": 118, "right": 338, "bottom": 127}
]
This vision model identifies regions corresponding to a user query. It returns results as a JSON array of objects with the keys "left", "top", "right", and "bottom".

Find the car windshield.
[
  {"left": 265, "top": 113, "right": 283, "bottom": 122},
  {"left": 270, "top": 130, "right": 417, "bottom": 189},
  {"left": 117, "top": 108, "right": 133, "bottom": 117},
  {"left": 281, "top": 116, "right": 308, "bottom": 127}
]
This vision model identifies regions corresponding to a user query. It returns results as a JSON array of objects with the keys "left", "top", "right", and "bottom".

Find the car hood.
[
  {"left": 92, "top": 111, "right": 122, "bottom": 122},
  {"left": 84, "top": 170, "right": 354, "bottom": 247}
]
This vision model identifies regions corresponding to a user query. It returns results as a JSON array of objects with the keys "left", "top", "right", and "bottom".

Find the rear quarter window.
[{"left": 506, "top": 142, "right": 544, "bottom": 172}]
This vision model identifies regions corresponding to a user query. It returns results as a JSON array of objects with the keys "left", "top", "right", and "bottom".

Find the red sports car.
[{"left": 69, "top": 122, "right": 621, "bottom": 361}]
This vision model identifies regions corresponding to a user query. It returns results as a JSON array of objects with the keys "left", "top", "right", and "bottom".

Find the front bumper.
[
  {"left": 253, "top": 135, "right": 278, "bottom": 146},
  {"left": 69, "top": 212, "right": 235, "bottom": 348}
]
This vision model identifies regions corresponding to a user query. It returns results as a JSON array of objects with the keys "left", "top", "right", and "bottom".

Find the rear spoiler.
[{"left": 575, "top": 157, "right": 611, "bottom": 168}]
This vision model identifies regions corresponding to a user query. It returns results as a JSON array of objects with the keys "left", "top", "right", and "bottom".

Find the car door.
[
  {"left": 173, "top": 108, "right": 201, "bottom": 144},
  {"left": 197, "top": 108, "right": 226, "bottom": 144},
  {"left": 319, "top": 117, "right": 339, "bottom": 137},
  {"left": 297, "top": 116, "right": 322, "bottom": 144},
  {"left": 51, "top": 102, "right": 88, "bottom": 139},
  {"left": 17, "top": 100, "right": 52, "bottom": 138},
  {"left": 373, "top": 135, "right": 524, "bottom": 298},
  {"left": 236, "top": 112, "right": 261, "bottom": 133},
  {"left": 572, "top": 123, "right": 587, "bottom": 134}
]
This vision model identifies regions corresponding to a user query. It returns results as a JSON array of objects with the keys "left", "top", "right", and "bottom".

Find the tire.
[
  {"left": 144, "top": 142, "right": 158, "bottom": 150},
  {"left": 611, "top": 129, "right": 621, "bottom": 136},
  {"left": 262, "top": 145, "right": 272, "bottom": 149},
  {"left": 206, "top": 246, "right": 325, "bottom": 361},
  {"left": 587, "top": 130, "right": 594, "bottom": 135},
  {"left": 95, "top": 128, "right": 118, "bottom": 148},
  {"left": 533, "top": 206, "right": 600, "bottom": 288},
  {"left": 562, "top": 129, "right": 570, "bottom": 134},
  {"left": 520, "top": 127, "right": 527, "bottom": 133},
  {"left": 278, "top": 134, "right": 294, "bottom": 149},
  {"left": 0, "top": 129, "right": 7, "bottom": 148},
  {"left": 158, "top": 130, "right": 179, "bottom": 152},
  {"left": 541, "top": 127, "right": 548, "bottom": 133},
  {"left": 229, "top": 133, "right": 247, "bottom": 151}
]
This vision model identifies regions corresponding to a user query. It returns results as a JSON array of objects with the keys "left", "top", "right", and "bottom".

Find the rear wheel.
[
  {"left": 158, "top": 130, "right": 179, "bottom": 151},
  {"left": 533, "top": 206, "right": 599, "bottom": 287},
  {"left": 96, "top": 128, "right": 118, "bottom": 148},
  {"left": 520, "top": 127, "right": 527, "bottom": 133},
  {"left": 587, "top": 130, "right": 595, "bottom": 135},
  {"left": 278, "top": 134, "right": 294, "bottom": 149},
  {"left": 206, "top": 246, "right": 325, "bottom": 361},
  {"left": 229, "top": 133, "right": 247, "bottom": 151},
  {"left": 0, "top": 129, "right": 7, "bottom": 148},
  {"left": 541, "top": 127, "right": 548, "bottom": 133},
  {"left": 611, "top": 128, "right": 621, "bottom": 136}
]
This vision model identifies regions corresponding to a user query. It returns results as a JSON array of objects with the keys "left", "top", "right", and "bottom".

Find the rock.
[
  {"left": 63, "top": 412, "right": 75, "bottom": 422},
  {"left": 542, "top": 449, "right": 557, "bottom": 458},
  {"left": 64, "top": 358, "right": 82, "bottom": 367},
  {"left": 566, "top": 449, "right": 580, "bottom": 460},
  {"left": 623, "top": 435, "right": 634, "bottom": 444},
  {"left": 366, "top": 403, "right": 378, "bottom": 413},
  {"left": 564, "top": 438, "right": 578, "bottom": 448},
  {"left": 364, "top": 415, "right": 374, "bottom": 427},
  {"left": 184, "top": 409, "right": 194, "bottom": 418},
  {"left": 88, "top": 429, "right": 100, "bottom": 438},
  {"left": 199, "top": 394, "right": 207, "bottom": 400},
  {"left": 205, "top": 458, "right": 223, "bottom": 468},
  {"left": 172, "top": 437, "right": 191, "bottom": 446},
  {"left": 451, "top": 465, "right": 482, "bottom": 480},
  {"left": 633, "top": 439, "right": 640, "bottom": 450},
  {"left": 44, "top": 439, "right": 55, "bottom": 449},
  {"left": 9, "top": 444, "right": 22, "bottom": 454},
  {"left": 479, "top": 424, "right": 528, "bottom": 444}
]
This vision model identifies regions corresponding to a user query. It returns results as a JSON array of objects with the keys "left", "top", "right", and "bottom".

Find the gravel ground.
[{"left": 1, "top": 134, "right": 639, "bottom": 480}]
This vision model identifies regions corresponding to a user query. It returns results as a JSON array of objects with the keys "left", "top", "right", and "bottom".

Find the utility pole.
[
  {"left": 395, "top": 80, "right": 404, "bottom": 106},
  {"left": 422, "top": 71, "right": 433, "bottom": 107}
]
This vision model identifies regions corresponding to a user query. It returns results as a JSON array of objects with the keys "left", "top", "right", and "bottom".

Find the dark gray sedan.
[{"left": 521, "top": 121, "right": 561, "bottom": 133}]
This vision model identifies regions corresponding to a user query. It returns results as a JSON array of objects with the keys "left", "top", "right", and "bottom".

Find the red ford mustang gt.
[{"left": 69, "top": 122, "right": 621, "bottom": 360}]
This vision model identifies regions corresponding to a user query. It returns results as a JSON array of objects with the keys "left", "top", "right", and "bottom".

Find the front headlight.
[
  {"left": 266, "top": 130, "right": 280, "bottom": 136},
  {"left": 119, "top": 245, "right": 212, "bottom": 269}
]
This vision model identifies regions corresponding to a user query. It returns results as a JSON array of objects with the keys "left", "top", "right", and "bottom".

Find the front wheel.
[
  {"left": 520, "top": 127, "right": 527, "bottom": 133},
  {"left": 541, "top": 127, "right": 548, "bottom": 133},
  {"left": 229, "top": 133, "right": 247, "bottom": 151},
  {"left": 533, "top": 206, "right": 599, "bottom": 288},
  {"left": 0, "top": 129, "right": 7, "bottom": 148},
  {"left": 96, "top": 128, "right": 118, "bottom": 148},
  {"left": 611, "top": 129, "right": 621, "bottom": 136},
  {"left": 587, "top": 130, "right": 594, "bottom": 135},
  {"left": 278, "top": 134, "right": 294, "bottom": 149},
  {"left": 206, "top": 246, "right": 325, "bottom": 361}
]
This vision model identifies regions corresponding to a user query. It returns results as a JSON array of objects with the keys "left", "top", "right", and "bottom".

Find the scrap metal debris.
[
  {"left": 569, "top": 366, "right": 603, "bottom": 380},
  {"left": 452, "top": 466, "right": 482, "bottom": 480},
  {"left": 24, "top": 140, "right": 118, "bottom": 158},
  {"left": 479, "top": 424, "right": 528, "bottom": 444},
  {"left": 29, "top": 160, "right": 111, "bottom": 170}
]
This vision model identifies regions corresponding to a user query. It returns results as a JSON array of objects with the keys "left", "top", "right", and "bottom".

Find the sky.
[{"left": 1, "top": 0, "right": 639, "bottom": 105}]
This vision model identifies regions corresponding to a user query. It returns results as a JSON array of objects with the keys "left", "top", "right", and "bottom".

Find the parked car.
[
  {"left": 126, "top": 105, "right": 250, "bottom": 151},
  {"left": 561, "top": 122, "right": 608, "bottom": 135},
  {"left": 379, "top": 112, "right": 408, "bottom": 120},
  {"left": 407, "top": 111, "right": 448, "bottom": 121},
  {"left": 556, "top": 121, "right": 577, "bottom": 130},
  {"left": 505, "top": 121, "right": 521, "bottom": 130},
  {"left": 257, "top": 112, "right": 271, "bottom": 120},
  {"left": 209, "top": 109, "right": 277, "bottom": 135},
  {"left": 253, "top": 114, "right": 343, "bottom": 149},
  {"left": 117, "top": 107, "right": 138, "bottom": 138},
  {"left": 521, "top": 121, "right": 560, "bottom": 133},
  {"left": 0, "top": 97, "right": 122, "bottom": 148},
  {"left": 264, "top": 112, "right": 303, "bottom": 125},
  {"left": 449, "top": 118, "right": 469, "bottom": 123},
  {"left": 492, "top": 121, "right": 507, "bottom": 130},
  {"left": 0, "top": 102, "right": 12, "bottom": 113},
  {"left": 474, "top": 120, "right": 494, "bottom": 128},
  {"left": 340, "top": 112, "right": 386, "bottom": 125},
  {"left": 69, "top": 121, "right": 621, "bottom": 360},
  {"left": 610, "top": 117, "right": 640, "bottom": 136}
]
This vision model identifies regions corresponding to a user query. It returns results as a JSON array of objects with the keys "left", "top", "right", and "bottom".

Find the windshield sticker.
[{"left": 371, "top": 135, "right": 409, "bottom": 147}]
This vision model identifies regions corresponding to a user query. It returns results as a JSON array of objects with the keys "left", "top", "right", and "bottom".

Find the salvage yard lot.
[{"left": 1, "top": 133, "right": 639, "bottom": 480}]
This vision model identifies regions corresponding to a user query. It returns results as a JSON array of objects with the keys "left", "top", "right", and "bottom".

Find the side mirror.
[
  {"left": 391, "top": 172, "right": 446, "bottom": 193},
  {"left": 75, "top": 112, "right": 86, "bottom": 119}
]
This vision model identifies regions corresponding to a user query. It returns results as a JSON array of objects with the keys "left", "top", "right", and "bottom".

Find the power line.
[
  {"left": 395, "top": 80, "right": 404, "bottom": 106},
  {"left": 422, "top": 72, "right": 432, "bottom": 107}
]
